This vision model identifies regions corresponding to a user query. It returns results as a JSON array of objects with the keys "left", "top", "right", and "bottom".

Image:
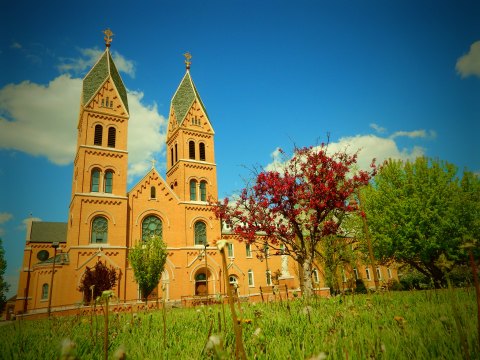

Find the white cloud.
[
  {"left": 369, "top": 123, "right": 386, "bottom": 134},
  {"left": 456, "top": 41, "right": 480, "bottom": 78},
  {"left": 390, "top": 129, "right": 436, "bottom": 139},
  {"left": 264, "top": 133, "right": 428, "bottom": 173},
  {"left": 58, "top": 47, "right": 136, "bottom": 78},
  {"left": 0, "top": 75, "right": 167, "bottom": 182},
  {"left": 0, "top": 75, "right": 80, "bottom": 165},
  {"left": 0, "top": 212, "right": 13, "bottom": 224},
  {"left": 127, "top": 90, "right": 167, "bottom": 181}
]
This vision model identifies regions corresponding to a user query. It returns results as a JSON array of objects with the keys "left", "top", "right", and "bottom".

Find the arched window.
[
  {"left": 104, "top": 171, "right": 113, "bottom": 193},
  {"left": 107, "top": 127, "right": 116, "bottom": 148},
  {"left": 199, "top": 143, "right": 206, "bottom": 161},
  {"left": 189, "top": 141, "right": 195, "bottom": 159},
  {"left": 91, "top": 169, "right": 100, "bottom": 192},
  {"left": 200, "top": 181, "right": 207, "bottom": 201},
  {"left": 170, "top": 148, "right": 174, "bottom": 167},
  {"left": 175, "top": 144, "right": 178, "bottom": 162},
  {"left": 94, "top": 124, "right": 103, "bottom": 146},
  {"left": 246, "top": 243, "right": 252, "bottom": 257},
  {"left": 150, "top": 186, "right": 156, "bottom": 199},
  {"left": 248, "top": 269, "right": 254, "bottom": 287},
  {"left": 91, "top": 216, "right": 108, "bottom": 243},
  {"left": 142, "top": 216, "right": 163, "bottom": 242},
  {"left": 42, "top": 283, "right": 49, "bottom": 300},
  {"left": 194, "top": 221, "right": 207, "bottom": 246},
  {"left": 227, "top": 243, "right": 234, "bottom": 258},
  {"left": 190, "top": 180, "right": 197, "bottom": 201}
]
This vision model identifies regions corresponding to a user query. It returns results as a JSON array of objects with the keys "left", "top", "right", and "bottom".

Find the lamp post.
[{"left": 47, "top": 241, "right": 59, "bottom": 318}]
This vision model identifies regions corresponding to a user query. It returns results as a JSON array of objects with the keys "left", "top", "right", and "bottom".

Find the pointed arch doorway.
[{"left": 194, "top": 268, "right": 211, "bottom": 296}]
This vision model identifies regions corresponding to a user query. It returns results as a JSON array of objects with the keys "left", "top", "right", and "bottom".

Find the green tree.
[
  {"left": 78, "top": 261, "right": 118, "bottom": 304},
  {"left": 363, "top": 157, "right": 479, "bottom": 286},
  {"left": 129, "top": 235, "right": 168, "bottom": 301},
  {"left": 0, "top": 238, "right": 9, "bottom": 312}
]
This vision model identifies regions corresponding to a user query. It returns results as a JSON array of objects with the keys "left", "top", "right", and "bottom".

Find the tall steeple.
[
  {"left": 67, "top": 29, "right": 129, "bottom": 247},
  {"left": 166, "top": 53, "right": 218, "bottom": 203}
]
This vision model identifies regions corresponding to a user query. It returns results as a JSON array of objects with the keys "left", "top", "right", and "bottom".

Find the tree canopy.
[
  {"left": 363, "top": 157, "right": 480, "bottom": 286},
  {"left": 78, "top": 261, "right": 118, "bottom": 304},
  {"left": 129, "top": 235, "right": 168, "bottom": 301},
  {"left": 212, "top": 145, "right": 375, "bottom": 296}
]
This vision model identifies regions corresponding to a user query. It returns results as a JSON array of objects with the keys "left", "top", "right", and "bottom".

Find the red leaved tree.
[
  {"left": 211, "top": 145, "right": 375, "bottom": 297},
  {"left": 78, "top": 261, "right": 118, "bottom": 304}
]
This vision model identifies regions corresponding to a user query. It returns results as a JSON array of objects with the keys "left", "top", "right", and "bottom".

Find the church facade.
[{"left": 14, "top": 35, "right": 395, "bottom": 317}]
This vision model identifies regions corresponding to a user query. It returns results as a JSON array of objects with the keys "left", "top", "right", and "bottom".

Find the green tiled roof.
[
  {"left": 29, "top": 222, "right": 67, "bottom": 243},
  {"left": 82, "top": 49, "right": 129, "bottom": 113},
  {"left": 171, "top": 72, "right": 208, "bottom": 124}
]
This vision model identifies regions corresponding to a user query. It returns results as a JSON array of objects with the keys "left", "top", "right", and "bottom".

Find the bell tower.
[
  {"left": 67, "top": 29, "right": 129, "bottom": 247},
  {"left": 166, "top": 53, "right": 218, "bottom": 204}
]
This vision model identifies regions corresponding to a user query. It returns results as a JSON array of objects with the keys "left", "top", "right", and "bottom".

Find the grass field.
[{"left": 1, "top": 288, "right": 478, "bottom": 359}]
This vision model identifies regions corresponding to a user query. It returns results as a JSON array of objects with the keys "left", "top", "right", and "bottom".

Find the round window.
[{"left": 37, "top": 250, "right": 49, "bottom": 261}]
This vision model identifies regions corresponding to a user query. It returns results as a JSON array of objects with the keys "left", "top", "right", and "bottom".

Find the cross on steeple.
[
  {"left": 151, "top": 158, "right": 157, "bottom": 169},
  {"left": 184, "top": 52, "right": 192, "bottom": 70},
  {"left": 103, "top": 28, "right": 114, "bottom": 48}
]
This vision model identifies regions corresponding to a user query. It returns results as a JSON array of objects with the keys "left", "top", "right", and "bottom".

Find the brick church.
[{"left": 15, "top": 32, "right": 394, "bottom": 317}]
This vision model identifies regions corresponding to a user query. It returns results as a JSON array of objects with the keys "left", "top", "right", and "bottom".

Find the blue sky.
[{"left": 1, "top": 0, "right": 479, "bottom": 297}]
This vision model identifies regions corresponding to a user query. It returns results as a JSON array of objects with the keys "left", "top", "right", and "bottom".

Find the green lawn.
[{"left": 1, "top": 288, "right": 478, "bottom": 359}]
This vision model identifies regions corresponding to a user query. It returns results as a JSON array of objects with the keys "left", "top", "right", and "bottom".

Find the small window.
[
  {"left": 199, "top": 143, "right": 206, "bottom": 161},
  {"left": 342, "top": 269, "right": 347, "bottom": 283},
  {"left": 246, "top": 244, "right": 252, "bottom": 258},
  {"left": 190, "top": 180, "right": 197, "bottom": 201},
  {"left": 42, "top": 283, "right": 49, "bottom": 300},
  {"left": 194, "top": 221, "right": 207, "bottom": 246},
  {"left": 248, "top": 269, "right": 254, "bottom": 287},
  {"left": 91, "top": 169, "right": 100, "bottom": 192},
  {"left": 150, "top": 186, "right": 156, "bottom": 199},
  {"left": 107, "top": 127, "right": 116, "bottom": 147},
  {"left": 170, "top": 148, "right": 174, "bottom": 167},
  {"left": 266, "top": 271, "right": 272, "bottom": 286},
  {"left": 189, "top": 141, "right": 195, "bottom": 159},
  {"left": 312, "top": 269, "right": 319, "bottom": 284},
  {"left": 94, "top": 125, "right": 103, "bottom": 146},
  {"left": 200, "top": 181, "right": 207, "bottom": 201},
  {"left": 175, "top": 144, "right": 178, "bottom": 162},
  {"left": 91, "top": 216, "right": 108, "bottom": 244},
  {"left": 387, "top": 268, "right": 392, "bottom": 279},
  {"left": 376, "top": 267, "right": 382, "bottom": 280},
  {"left": 353, "top": 268, "right": 359, "bottom": 280},
  {"left": 104, "top": 171, "right": 113, "bottom": 193},
  {"left": 227, "top": 243, "right": 234, "bottom": 258},
  {"left": 365, "top": 267, "right": 371, "bottom": 281}
]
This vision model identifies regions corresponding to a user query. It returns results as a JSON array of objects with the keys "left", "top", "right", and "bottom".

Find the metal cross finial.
[
  {"left": 103, "top": 28, "right": 114, "bottom": 48},
  {"left": 184, "top": 52, "right": 192, "bottom": 70},
  {"left": 151, "top": 158, "right": 157, "bottom": 169}
]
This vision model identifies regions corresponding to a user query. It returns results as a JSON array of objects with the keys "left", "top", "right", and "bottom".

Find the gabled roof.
[
  {"left": 29, "top": 222, "right": 67, "bottom": 243},
  {"left": 171, "top": 71, "right": 208, "bottom": 125},
  {"left": 82, "top": 48, "right": 129, "bottom": 113}
]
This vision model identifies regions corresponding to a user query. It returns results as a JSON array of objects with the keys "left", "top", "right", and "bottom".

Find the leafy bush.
[{"left": 78, "top": 261, "right": 118, "bottom": 304}]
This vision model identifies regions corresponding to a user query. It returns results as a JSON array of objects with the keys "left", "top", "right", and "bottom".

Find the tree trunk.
[{"left": 301, "top": 256, "right": 314, "bottom": 297}]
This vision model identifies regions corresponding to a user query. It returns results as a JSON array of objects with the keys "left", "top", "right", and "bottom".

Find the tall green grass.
[{"left": 0, "top": 289, "right": 478, "bottom": 359}]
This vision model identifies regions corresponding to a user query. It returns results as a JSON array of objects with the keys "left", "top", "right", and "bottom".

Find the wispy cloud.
[
  {"left": 369, "top": 123, "right": 386, "bottom": 134},
  {"left": 456, "top": 40, "right": 480, "bottom": 78},
  {"left": 0, "top": 212, "right": 13, "bottom": 224},
  {"left": 58, "top": 47, "right": 136, "bottom": 78},
  {"left": 389, "top": 129, "right": 436, "bottom": 139},
  {"left": 0, "top": 212, "right": 13, "bottom": 237},
  {"left": 0, "top": 74, "right": 166, "bottom": 182},
  {"left": 10, "top": 42, "right": 22, "bottom": 49}
]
